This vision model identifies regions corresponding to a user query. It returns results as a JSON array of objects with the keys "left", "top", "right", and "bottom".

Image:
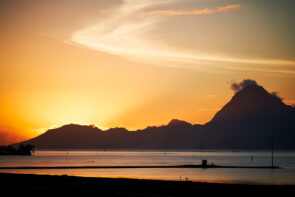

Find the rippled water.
[{"left": 1, "top": 150, "right": 295, "bottom": 185}]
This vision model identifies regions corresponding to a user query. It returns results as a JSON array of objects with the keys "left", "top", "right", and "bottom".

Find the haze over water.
[{"left": 1, "top": 150, "right": 295, "bottom": 185}]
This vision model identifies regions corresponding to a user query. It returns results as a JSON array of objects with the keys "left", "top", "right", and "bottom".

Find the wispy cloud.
[
  {"left": 147, "top": 4, "right": 242, "bottom": 16},
  {"left": 70, "top": 0, "right": 295, "bottom": 76}
]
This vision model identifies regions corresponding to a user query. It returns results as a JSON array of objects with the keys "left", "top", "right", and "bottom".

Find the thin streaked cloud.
[
  {"left": 147, "top": 4, "right": 243, "bottom": 16},
  {"left": 71, "top": 0, "right": 295, "bottom": 75}
]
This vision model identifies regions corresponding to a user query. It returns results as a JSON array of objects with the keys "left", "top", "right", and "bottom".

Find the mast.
[
  {"left": 271, "top": 134, "right": 274, "bottom": 168},
  {"left": 200, "top": 146, "right": 203, "bottom": 160}
]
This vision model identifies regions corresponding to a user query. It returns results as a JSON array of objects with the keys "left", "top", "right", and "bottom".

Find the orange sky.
[{"left": 0, "top": 0, "right": 295, "bottom": 145}]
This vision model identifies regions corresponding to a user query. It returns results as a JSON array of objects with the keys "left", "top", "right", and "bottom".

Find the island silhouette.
[
  {"left": 19, "top": 80, "right": 295, "bottom": 150},
  {"left": 0, "top": 144, "right": 34, "bottom": 155}
]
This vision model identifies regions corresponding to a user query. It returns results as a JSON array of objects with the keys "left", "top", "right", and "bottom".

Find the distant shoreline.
[
  {"left": 0, "top": 172, "right": 294, "bottom": 195},
  {"left": 32, "top": 149, "right": 295, "bottom": 151},
  {"left": 0, "top": 164, "right": 280, "bottom": 170}
]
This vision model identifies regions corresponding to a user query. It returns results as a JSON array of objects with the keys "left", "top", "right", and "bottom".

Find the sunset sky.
[{"left": 1, "top": 0, "right": 295, "bottom": 145}]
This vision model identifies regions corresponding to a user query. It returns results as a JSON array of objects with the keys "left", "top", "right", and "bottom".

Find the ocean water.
[{"left": 1, "top": 150, "right": 295, "bottom": 185}]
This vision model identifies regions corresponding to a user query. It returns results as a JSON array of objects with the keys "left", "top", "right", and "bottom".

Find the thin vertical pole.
[
  {"left": 200, "top": 146, "right": 203, "bottom": 160},
  {"left": 271, "top": 134, "right": 274, "bottom": 168}
]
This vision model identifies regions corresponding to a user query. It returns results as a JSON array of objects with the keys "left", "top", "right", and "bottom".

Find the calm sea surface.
[{"left": 1, "top": 150, "right": 295, "bottom": 185}]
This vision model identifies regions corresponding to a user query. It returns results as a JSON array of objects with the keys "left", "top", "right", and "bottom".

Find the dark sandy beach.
[{"left": 0, "top": 172, "right": 294, "bottom": 196}]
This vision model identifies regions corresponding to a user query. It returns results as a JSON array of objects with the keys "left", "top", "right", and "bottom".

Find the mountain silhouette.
[
  {"left": 203, "top": 84, "right": 295, "bottom": 149},
  {"left": 210, "top": 84, "right": 290, "bottom": 124},
  {"left": 21, "top": 83, "right": 295, "bottom": 150},
  {"left": 167, "top": 119, "right": 192, "bottom": 127}
]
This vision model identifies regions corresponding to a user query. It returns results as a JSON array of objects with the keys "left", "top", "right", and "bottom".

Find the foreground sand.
[{"left": 0, "top": 173, "right": 294, "bottom": 196}]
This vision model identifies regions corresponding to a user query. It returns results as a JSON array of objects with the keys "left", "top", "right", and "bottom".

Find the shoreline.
[
  {"left": 0, "top": 164, "right": 280, "bottom": 170},
  {"left": 1, "top": 172, "right": 294, "bottom": 195}
]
